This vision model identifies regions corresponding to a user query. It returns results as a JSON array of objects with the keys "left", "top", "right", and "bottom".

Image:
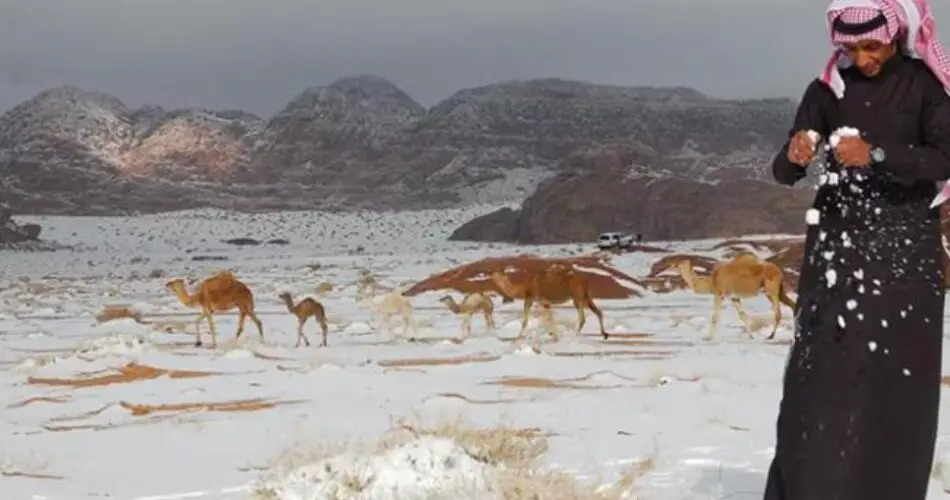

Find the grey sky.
[{"left": 2, "top": 0, "right": 949, "bottom": 117}]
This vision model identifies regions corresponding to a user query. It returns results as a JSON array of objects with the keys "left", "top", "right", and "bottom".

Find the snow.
[
  {"left": 826, "top": 268, "right": 838, "bottom": 287},
  {"left": 805, "top": 208, "right": 821, "bottom": 225},
  {"left": 829, "top": 126, "right": 861, "bottom": 148},
  {"left": 1, "top": 209, "right": 950, "bottom": 499},
  {"left": 257, "top": 437, "right": 493, "bottom": 500}
]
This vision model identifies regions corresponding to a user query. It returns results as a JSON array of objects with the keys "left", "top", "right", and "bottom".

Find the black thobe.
[{"left": 765, "top": 54, "right": 950, "bottom": 500}]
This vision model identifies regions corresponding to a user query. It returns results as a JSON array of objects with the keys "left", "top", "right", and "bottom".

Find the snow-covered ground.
[{"left": 1, "top": 208, "right": 949, "bottom": 499}]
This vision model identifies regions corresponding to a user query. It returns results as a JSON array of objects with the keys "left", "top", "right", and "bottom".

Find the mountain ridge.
[{"left": 0, "top": 75, "right": 809, "bottom": 241}]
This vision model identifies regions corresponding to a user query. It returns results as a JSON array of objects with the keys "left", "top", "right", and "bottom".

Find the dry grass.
[
  {"left": 251, "top": 414, "right": 655, "bottom": 500},
  {"left": 95, "top": 305, "right": 144, "bottom": 324}
]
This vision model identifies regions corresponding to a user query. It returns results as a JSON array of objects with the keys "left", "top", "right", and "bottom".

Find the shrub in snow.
[
  {"left": 257, "top": 437, "right": 494, "bottom": 500},
  {"left": 252, "top": 417, "right": 650, "bottom": 500}
]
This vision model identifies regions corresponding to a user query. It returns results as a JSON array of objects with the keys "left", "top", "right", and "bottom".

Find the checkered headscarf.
[{"left": 830, "top": 6, "right": 901, "bottom": 45}]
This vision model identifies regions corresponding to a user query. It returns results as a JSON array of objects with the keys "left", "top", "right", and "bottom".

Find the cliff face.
[
  {"left": 450, "top": 144, "right": 814, "bottom": 244},
  {"left": 0, "top": 77, "right": 803, "bottom": 241}
]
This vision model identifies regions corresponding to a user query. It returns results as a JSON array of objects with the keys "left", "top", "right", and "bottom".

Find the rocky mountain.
[
  {"left": 449, "top": 144, "right": 814, "bottom": 243},
  {"left": 0, "top": 76, "right": 800, "bottom": 217}
]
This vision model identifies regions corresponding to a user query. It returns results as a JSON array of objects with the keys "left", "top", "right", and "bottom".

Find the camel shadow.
[{"left": 690, "top": 464, "right": 766, "bottom": 499}]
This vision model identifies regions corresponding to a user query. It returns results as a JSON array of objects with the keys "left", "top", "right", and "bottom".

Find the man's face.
[{"left": 842, "top": 40, "right": 897, "bottom": 77}]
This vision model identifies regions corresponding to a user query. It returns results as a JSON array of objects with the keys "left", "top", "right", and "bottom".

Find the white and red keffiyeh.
[
  {"left": 821, "top": 0, "right": 950, "bottom": 98},
  {"left": 819, "top": 0, "right": 950, "bottom": 208}
]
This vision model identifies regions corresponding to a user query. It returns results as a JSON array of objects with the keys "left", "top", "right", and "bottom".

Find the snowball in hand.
[{"left": 829, "top": 127, "right": 860, "bottom": 147}]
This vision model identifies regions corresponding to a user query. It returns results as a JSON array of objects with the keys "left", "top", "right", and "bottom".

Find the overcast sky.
[{"left": 2, "top": 0, "right": 949, "bottom": 117}]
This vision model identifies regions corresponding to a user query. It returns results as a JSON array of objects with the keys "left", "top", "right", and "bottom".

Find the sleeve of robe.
[
  {"left": 874, "top": 69, "right": 950, "bottom": 182},
  {"left": 772, "top": 79, "right": 832, "bottom": 186}
]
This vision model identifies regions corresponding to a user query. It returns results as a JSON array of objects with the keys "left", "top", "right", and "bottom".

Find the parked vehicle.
[{"left": 597, "top": 232, "right": 634, "bottom": 250}]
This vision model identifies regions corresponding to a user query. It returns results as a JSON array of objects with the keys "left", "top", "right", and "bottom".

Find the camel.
[
  {"left": 354, "top": 270, "right": 394, "bottom": 301},
  {"left": 438, "top": 292, "right": 496, "bottom": 339},
  {"left": 672, "top": 253, "right": 796, "bottom": 341},
  {"left": 359, "top": 290, "right": 418, "bottom": 339},
  {"left": 489, "top": 265, "right": 608, "bottom": 342},
  {"left": 165, "top": 272, "right": 264, "bottom": 348},
  {"left": 278, "top": 292, "right": 329, "bottom": 347}
]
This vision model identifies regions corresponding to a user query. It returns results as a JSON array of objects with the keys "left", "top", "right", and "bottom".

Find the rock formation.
[
  {"left": 0, "top": 77, "right": 801, "bottom": 223},
  {"left": 450, "top": 144, "right": 814, "bottom": 243},
  {"left": 0, "top": 203, "right": 44, "bottom": 247}
]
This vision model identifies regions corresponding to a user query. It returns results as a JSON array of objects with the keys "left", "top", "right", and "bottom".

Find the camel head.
[
  {"left": 437, "top": 294, "right": 455, "bottom": 305},
  {"left": 277, "top": 291, "right": 292, "bottom": 302},
  {"left": 164, "top": 278, "right": 186, "bottom": 293},
  {"left": 662, "top": 259, "right": 690, "bottom": 275}
]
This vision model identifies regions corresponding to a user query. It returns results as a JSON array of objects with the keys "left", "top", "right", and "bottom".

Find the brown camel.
[
  {"left": 165, "top": 272, "right": 264, "bottom": 348},
  {"left": 489, "top": 265, "right": 608, "bottom": 342},
  {"left": 438, "top": 292, "right": 496, "bottom": 339},
  {"left": 673, "top": 253, "right": 796, "bottom": 341},
  {"left": 278, "top": 292, "right": 329, "bottom": 347}
]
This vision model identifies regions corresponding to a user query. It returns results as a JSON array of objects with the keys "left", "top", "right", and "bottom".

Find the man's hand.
[
  {"left": 834, "top": 136, "right": 872, "bottom": 167},
  {"left": 787, "top": 130, "right": 818, "bottom": 166}
]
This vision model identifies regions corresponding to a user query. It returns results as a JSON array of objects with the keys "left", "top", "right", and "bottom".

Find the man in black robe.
[{"left": 764, "top": 1, "right": 950, "bottom": 498}]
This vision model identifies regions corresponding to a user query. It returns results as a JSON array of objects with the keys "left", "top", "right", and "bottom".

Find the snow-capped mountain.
[{"left": 0, "top": 76, "right": 799, "bottom": 216}]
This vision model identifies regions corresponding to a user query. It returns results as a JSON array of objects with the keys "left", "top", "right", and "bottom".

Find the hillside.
[{"left": 0, "top": 76, "right": 801, "bottom": 224}]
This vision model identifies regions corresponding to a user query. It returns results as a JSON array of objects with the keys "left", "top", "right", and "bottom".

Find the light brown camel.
[
  {"left": 438, "top": 292, "right": 496, "bottom": 339},
  {"left": 489, "top": 265, "right": 608, "bottom": 342},
  {"left": 165, "top": 272, "right": 264, "bottom": 348},
  {"left": 278, "top": 292, "right": 329, "bottom": 347},
  {"left": 354, "top": 269, "right": 397, "bottom": 300},
  {"left": 673, "top": 253, "right": 796, "bottom": 341},
  {"left": 359, "top": 290, "right": 418, "bottom": 339}
]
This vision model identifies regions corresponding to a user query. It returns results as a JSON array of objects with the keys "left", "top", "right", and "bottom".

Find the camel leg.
[
  {"left": 250, "top": 311, "right": 264, "bottom": 340},
  {"left": 296, "top": 317, "right": 310, "bottom": 348},
  {"left": 574, "top": 299, "right": 586, "bottom": 334},
  {"left": 517, "top": 297, "right": 533, "bottom": 341},
  {"left": 729, "top": 297, "right": 754, "bottom": 339},
  {"left": 402, "top": 310, "right": 418, "bottom": 340},
  {"left": 235, "top": 311, "right": 247, "bottom": 339},
  {"left": 766, "top": 284, "right": 782, "bottom": 340},
  {"left": 205, "top": 309, "right": 218, "bottom": 349},
  {"left": 464, "top": 313, "right": 474, "bottom": 339},
  {"left": 483, "top": 309, "right": 495, "bottom": 334},
  {"left": 381, "top": 312, "right": 392, "bottom": 335},
  {"left": 584, "top": 291, "right": 608, "bottom": 340},
  {"left": 318, "top": 316, "right": 329, "bottom": 347},
  {"left": 193, "top": 311, "right": 205, "bottom": 347},
  {"left": 543, "top": 304, "right": 560, "bottom": 342},
  {"left": 705, "top": 295, "right": 724, "bottom": 342}
]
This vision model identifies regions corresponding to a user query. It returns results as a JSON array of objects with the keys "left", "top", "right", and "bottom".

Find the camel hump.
[{"left": 732, "top": 251, "right": 761, "bottom": 262}]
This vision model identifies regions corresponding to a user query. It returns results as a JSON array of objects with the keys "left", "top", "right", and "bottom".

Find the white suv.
[{"left": 597, "top": 232, "right": 634, "bottom": 250}]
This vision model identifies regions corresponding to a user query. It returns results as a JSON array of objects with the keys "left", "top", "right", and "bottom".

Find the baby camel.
[
  {"left": 360, "top": 290, "right": 418, "bottom": 339},
  {"left": 490, "top": 265, "right": 608, "bottom": 342},
  {"left": 165, "top": 272, "right": 264, "bottom": 348},
  {"left": 278, "top": 292, "right": 329, "bottom": 347},
  {"left": 673, "top": 253, "right": 796, "bottom": 341},
  {"left": 438, "top": 292, "right": 496, "bottom": 339}
]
